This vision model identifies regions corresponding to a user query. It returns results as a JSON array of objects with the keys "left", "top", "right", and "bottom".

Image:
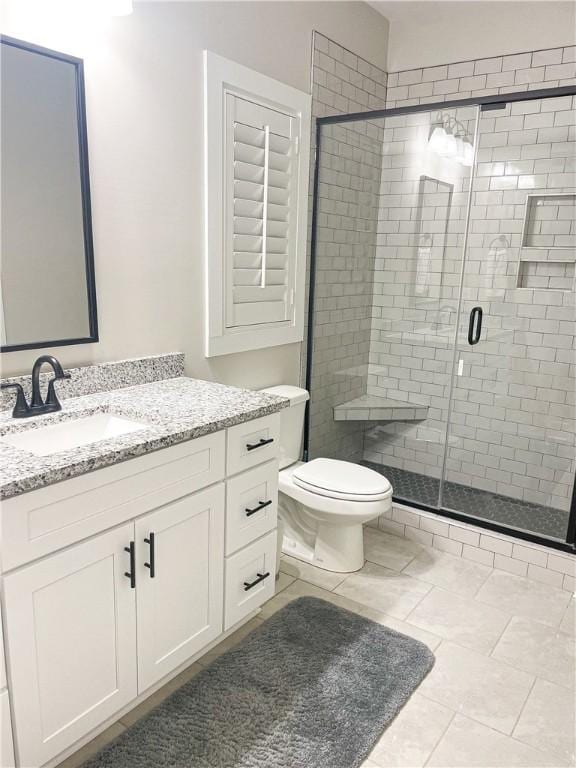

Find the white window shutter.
[
  {"left": 225, "top": 95, "right": 297, "bottom": 329},
  {"left": 204, "top": 52, "right": 310, "bottom": 357}
]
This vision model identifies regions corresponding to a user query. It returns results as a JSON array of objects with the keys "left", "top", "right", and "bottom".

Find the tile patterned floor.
[
  {"left": 363, "top": 461, "right": 571, "bottom": 541},
  {"left": 59, "top": 529, "right": 576, "bottom": 768}
]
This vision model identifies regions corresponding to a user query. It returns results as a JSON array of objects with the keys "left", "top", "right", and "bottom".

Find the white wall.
[
  {"left": 0, "top": 0, "right": 389, "bottom": 385},
  {"left": 371, "top": 1, "right": 575, "bottom": 72}
]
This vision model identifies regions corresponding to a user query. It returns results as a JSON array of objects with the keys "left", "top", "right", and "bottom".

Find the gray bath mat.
[{"left": 83, "top": 596, "right": 434, "bottom": 768}]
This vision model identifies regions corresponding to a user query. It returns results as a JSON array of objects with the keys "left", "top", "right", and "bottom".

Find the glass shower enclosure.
[{"left": 305, "top": 86, "right": 576, "bottom": 550}]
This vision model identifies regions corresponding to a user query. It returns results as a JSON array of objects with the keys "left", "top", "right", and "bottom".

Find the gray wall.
[{"left": 0, "top": 1, "right": 390, "bottom": 382}]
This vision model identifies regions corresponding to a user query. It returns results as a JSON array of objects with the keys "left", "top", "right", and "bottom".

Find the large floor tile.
[
  {"left": 514, "top": 678, "right": 576, "bottom": 765},
  {"left": 402, "top": 548, "right": 492, "bottom": 597},
  {"left": 405, "top": 587, "right": 510, "bottom": 654},
  {"left": 319, "top": 588, "right": 442, "bottom": 650},
  {"left": 492, "top": 615, "right": 576, "bottom": 689},
  {"left": 364, "top": 528, "right": 423, "bottom": 572},
  {"left": 258, "top": 579, "right": 330, "bottom": 620},
  {"left": 560, "top": 597, "right": 575, "bottom": 636},
  {"left": 418, "top": 641, "right": 534, "bottom": 735},
  {"left": 280, "top": 553, "right": 347, "bottom": 590},
  {"left": 428, "top": 714, "right": 569, "bottom": 767},
  {"left": 334, "top": 561, "right": 432, "bottom": 620},
  {"left": 476, "top": 569, "right": 571, "bottom": 627},
  {"left": 368, "top": 693, "right": 453, "bottom": 767},
  {"left": 261, "top": 578, "right": 441, "bottom": 650},
  {"left": 56, "top": 723, "right": 126, "bottom": 768}
]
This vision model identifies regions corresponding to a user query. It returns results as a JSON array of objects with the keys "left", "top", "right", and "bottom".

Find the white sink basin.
[{"left": 1, "top": 413, "right": 148, "bottom": 457}]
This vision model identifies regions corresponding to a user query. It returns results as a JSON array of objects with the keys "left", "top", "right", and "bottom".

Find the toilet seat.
[{"left": 292, "top": 458, "right": 392, "bottom": 502}]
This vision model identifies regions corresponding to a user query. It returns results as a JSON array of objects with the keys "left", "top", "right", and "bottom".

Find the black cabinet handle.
[
  {"left": 243, "top": 572, "right": 270, "bottom": 591},
  {"left": 246, "top": 437, "right": 274, "bottom": 452},
  {"left": 144, "top": 532, "right": 156, "bottom": 578},
  {"left": 245, "top": 500, "right": 272, "bottom": 517},
  {"left": 467, "top": 306, "right": 483, "bottom": 345},
  {"left": 124, "top": 541, "right": 136, "bottom": 589}
]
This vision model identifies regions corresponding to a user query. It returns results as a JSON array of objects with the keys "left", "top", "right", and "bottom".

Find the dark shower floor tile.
[{"left": 362, "top": 461, "right": 570, "bottom": 541}]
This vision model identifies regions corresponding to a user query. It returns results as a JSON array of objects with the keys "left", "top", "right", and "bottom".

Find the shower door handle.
[{"left": 467, "top": 307, "right": 483, "bottom": 345}]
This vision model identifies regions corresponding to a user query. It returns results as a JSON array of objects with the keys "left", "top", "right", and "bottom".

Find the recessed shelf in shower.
[
  {"left": 517, "top": 259, "right": 575, "bottom": 291},
  {"left": 521, "top": 193, "right": 576, "bottom": 250}
]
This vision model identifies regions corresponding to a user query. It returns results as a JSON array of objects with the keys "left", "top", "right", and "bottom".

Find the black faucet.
[{"left": 1, "top": 355, "right": 71, "bottom": 418}]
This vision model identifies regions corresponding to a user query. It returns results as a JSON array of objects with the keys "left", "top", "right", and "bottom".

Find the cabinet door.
[
  {"left": 1, "top": 690, "right": 15, "bottom": 768},
  {"left": 3, "top": 524, "right": 137, "bottom": 768},
  {"left": 135, "top": 484, "right": 225, "bottom": 692}
]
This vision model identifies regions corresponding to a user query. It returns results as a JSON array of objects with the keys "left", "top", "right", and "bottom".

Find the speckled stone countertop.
[{"left": 0, "top": 377, "right": 288, "bottom": 500}]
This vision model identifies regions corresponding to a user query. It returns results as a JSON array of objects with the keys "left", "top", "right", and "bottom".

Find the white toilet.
[{"left": 260, "top": 385, "right": 393, "bottom": 573}]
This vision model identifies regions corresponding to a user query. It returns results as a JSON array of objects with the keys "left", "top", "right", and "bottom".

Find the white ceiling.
[{"left": 369, "top": 1, "right": 576, "bottom": 71}]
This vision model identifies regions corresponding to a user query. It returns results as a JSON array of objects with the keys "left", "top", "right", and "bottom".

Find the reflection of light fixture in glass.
[
  {"left": 428, "top": 122, "right": 474, "bottom": 166},
  {"left": 462, "top": 140, "right": 474, "bottom": 166},
  {"left": 428, "top": 126, "right": 445, "bottom": 155},
  {"left": 443, "top": 131, "right": 457, "bottom": 157}
]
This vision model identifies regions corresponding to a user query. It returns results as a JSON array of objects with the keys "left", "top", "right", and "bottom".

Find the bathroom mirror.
[{"left": 0, "top": 36, "right": 97, "bottom": 352}]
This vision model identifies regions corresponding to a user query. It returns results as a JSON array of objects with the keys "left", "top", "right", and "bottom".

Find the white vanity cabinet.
[
  {"left": 0, "top": 413, "right": 280, "bottom": 768},
  {"left": 3, "top": 524, "right": 138, "bottom": 768}
]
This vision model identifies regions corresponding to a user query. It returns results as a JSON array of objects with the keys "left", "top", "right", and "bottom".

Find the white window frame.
[{"left": 203, "top": 50, "right": 311, "bottom": 358}]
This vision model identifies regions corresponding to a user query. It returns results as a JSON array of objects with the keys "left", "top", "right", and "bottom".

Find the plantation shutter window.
[
  {"left": 225, "top": 96, "right": 297, "bottom": 328},
  {"left": 204, "top": 51, "right": 310, "bottom": 357}
]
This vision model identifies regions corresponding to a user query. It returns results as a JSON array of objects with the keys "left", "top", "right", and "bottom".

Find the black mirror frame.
[{"left": 0, "top": 35, "right": 98, "bottom": 353}]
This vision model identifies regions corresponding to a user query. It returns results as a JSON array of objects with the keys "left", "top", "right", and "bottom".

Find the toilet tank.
[{"left": 259, "top": 385, "right": 309, "bottom": 469}]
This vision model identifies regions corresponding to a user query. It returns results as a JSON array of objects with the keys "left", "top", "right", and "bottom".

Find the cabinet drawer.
[
  {"left": 224, "top": 530, "right": 277, "bottom": 630},
  {"left": 226, "top": 413, "right": 280, "bottom": 476},
  {"left": 226, "top": 461, "right": 278, "bottom": 555},
  {"left": 1, "top": 431, "right": 225, "bottom": 571}
]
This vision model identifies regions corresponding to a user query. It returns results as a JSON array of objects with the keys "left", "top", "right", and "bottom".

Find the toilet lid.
[{"left": 292, "top": 458, "right": 392, "bottom": 501}]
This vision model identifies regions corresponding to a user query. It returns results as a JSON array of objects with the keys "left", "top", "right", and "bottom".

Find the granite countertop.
[{"left": 0, "top": 377, "right": 288, "bottom": 500}]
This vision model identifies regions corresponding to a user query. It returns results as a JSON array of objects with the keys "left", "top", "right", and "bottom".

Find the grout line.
[
  {"left": 423, "top": 708, "right": 457, "bottom": 768},
  {"left": 486, "top": 612, "right": 514, "bottom": 658},
  {"left": 509, "top": 673, "right": 538, "bottom": 741}
]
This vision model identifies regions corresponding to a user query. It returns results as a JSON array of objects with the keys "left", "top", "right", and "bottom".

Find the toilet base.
[{"left": 282, "top": 521, "right": 365, "bottom": 573}]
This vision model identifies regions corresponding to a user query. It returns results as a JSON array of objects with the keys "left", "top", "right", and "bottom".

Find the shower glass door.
[
  {"left": 358, "top": 104, "right": 479, "bottom": 509},
  {"left": 442, "top": 94, "right": 576, "bottom": 541}
]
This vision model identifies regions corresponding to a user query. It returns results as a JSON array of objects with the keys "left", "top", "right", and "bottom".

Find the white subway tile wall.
[
  {"left": 386, "top": 47, "right": 576, "bottom": 109},
  {"left": 306, "top": 33, "right": 388, "bottom": 461},
  {"left": 371, "top": 503, "right": 575, "bottom": 592}
]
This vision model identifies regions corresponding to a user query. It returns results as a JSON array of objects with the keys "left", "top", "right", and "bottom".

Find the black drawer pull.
[
  {"left": 124, "top": 541, "right": 136, "bottom": 589},
  {"left": 144, "top": 531, "right": 156, "bottom": 578},
  {"left": 245, "top": 500, "right": 272, "bottom": 517},
  {"left": 243, "top": 572, "right": 270, "bottom": 591},
  {"left": 246, "top": 437, "right": 274, "bottom": 452}
]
